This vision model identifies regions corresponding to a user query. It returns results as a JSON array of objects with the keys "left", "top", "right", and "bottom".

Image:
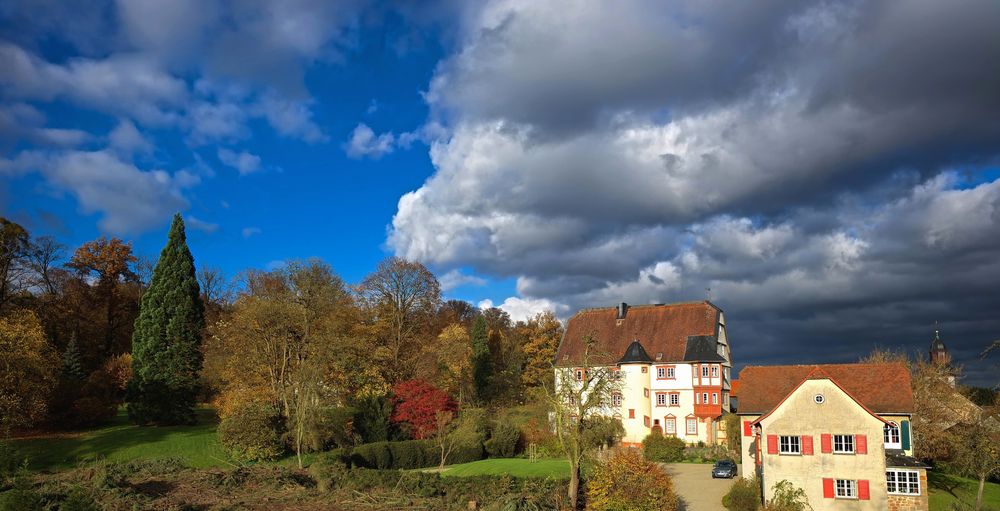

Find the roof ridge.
[{"left": 573, "top": 300, "right": 716, "bottom": 314}]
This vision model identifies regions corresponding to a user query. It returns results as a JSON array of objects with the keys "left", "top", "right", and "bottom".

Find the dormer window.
[
  {"left": 884, "top": 422, "right": 901, "bottom": 448},
  {"left": 574, "top": 369, "right": 584, "bottom": 381}
]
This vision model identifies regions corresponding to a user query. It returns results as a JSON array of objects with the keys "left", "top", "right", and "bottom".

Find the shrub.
[
  {"left": 60, "top": 486, "right": 100, "bottom": 511},
  {"left": 350, "top": 441, "right": 394, "bottom": 469},
  {"left": 485, "top": 420, "right": 522, "bottom": 458},
  {"left": 0, "top": 475, "right": 43, "bottom": 511},
  {"left": 763, "top": 480, "right": 810, "bottom": 511},
  {"left": 582, "top": 415, "right": 625, "bottom": 450},
  {"left": 218, "top": 402, "right": 285, "bottom": 462},
  {"left": 0, "top": 441, "right": 25, "bottom": 488},
  {"left": 587, "top": 449, "right": 679, "bottom": 511},
  {"left": 317, "top": 406, "right": 357, "bottom": 449},
  {"left": 723, "top": 476, "right": 762, "bottom": 511},
  {"left": 389, "top": 440, "right": 431, "bottom": 469},
  {"left": 642, "top": 431, "right": 686, "bottom": 462}
]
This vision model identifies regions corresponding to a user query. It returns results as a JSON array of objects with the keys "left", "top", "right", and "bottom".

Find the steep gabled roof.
[
  {"left": 737, "top": 363, "right": 914, "bottom": 415},
  {"left": 618, "top": 340, "right": 654, "bottom": 364},
  {"left": 554, "top": 301, "right": 721, "bottom": 366}
]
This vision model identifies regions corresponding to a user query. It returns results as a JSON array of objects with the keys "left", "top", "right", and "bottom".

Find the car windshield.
[{"left": 715, "top": 461, "right": 734, "bottom": 468}]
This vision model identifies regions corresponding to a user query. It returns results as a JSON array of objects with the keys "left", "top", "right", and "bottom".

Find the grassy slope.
[
  {"left": 13, "top": 408, "right": 229, "bottom": 471},
  {"left": 438, "top": 458, "right": 570, "bottom": 479},
  {"left": 929, "top": 471, "right": 1000, "bottom": 511}
]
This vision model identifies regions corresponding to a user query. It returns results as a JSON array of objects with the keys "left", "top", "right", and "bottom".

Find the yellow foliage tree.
[
  {"left": 428, "top": 323, "right": 472, "bottom": 403},
  {"left": 519, "top": 311, "right": 563, "bottom": 390},
  {"left": 587, "top": 449, "right": 679, "bottom": 511},
  {"left": 0, "top": 309, "right": 58, "bottom": 430}
]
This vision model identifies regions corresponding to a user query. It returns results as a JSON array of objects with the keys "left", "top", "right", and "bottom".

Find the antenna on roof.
[{"left": 705, "top": 287, "right": 712, "bottom": 302}]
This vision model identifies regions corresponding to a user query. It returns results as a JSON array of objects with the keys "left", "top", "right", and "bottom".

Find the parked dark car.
[{"left": 711, "top": 459, "right": 737, "bottom": 479}]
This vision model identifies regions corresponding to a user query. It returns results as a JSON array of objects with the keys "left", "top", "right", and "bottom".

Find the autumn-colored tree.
[
  {"left": 950, "top": 415, "right": 1000, "bottom": 511},
  {"left": 471, "top": 316, "right": 492, "bottom": 403},
  {"left": 390, "top": 379, "right": 457, "bottom": 440},
  {"left": 212, "top": 259, "right": 359, "bottom": 467},
  {"left": 358, "top": 257, "right": 441, "bottom": 382},
  {"left": 128, "top": 216, "right": 203, "bottom": 425},
  {"left": 0, "top": 218, "right": 30, "bottom": 312},
  {"left": 427, "top": 323, "right": 473, "bottom": 404},
  {"left": 67, "top": 236, "right": 138, "bottom": 358},
  {"left": 0, "top": 309, "right": 58, "bottom": 431},
  {"left": 587, "top": 449, "right": 679, "bottom": 511},
  {"left": 518, "top": 311, "right": 564, "bottom": 390}
]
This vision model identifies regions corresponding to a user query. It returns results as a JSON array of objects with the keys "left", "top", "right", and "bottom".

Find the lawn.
[
  {"left": 12, "top": 407, "right": 230, "bottom": 471},
  {"left": 929, "top": 471, "right": 1000, "bottom": 511},
  {"left": 437, "top": 458, "right": 570, "bottom": 479}
]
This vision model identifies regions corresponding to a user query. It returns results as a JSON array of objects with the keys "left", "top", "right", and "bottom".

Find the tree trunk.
[
  {"left": 976, "top": 475, "right": 986, "bottom": 511},
  {"left": 568, "top": 463, "right": 580, "bottom": 510}
]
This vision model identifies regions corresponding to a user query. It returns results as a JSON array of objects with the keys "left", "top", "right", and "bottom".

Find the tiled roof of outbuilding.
[
  {"left": 555, "top": 301, "right": 720, "bottom": 366},
  {"left": 737, "top": 363, "right": 914, "bottom": 415}
]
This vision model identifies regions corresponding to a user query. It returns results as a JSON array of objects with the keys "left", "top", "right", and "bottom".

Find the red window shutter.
[
  {"left": 743, "top": 420, "right": 752, "bottom": 436},
  {"left": 856, "top": 434, "right": 867, "bottom": 454},
  {"left": 820, "top": 433, "right": 832, "bottom": 453},
  {"left": 858, "top": 479, "right": 870, "bottom": 500},
  {"left": 822, "top": 478, "right": 834, "bottom": 498},
  {"left": 801, "top": 435, "right": 814, "bottom": 455},
  {"left": 766, "top": 434, "right": 778, "bottom": 454}
]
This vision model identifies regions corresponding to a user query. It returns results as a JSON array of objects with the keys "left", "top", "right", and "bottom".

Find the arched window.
[{"left": 884, "top": 421, "right": 901, "bottom": 448}]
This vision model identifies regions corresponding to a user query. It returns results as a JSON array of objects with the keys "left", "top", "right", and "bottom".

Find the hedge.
[{"left": 347, "top": 439, "right": 485, "bottom": 470}]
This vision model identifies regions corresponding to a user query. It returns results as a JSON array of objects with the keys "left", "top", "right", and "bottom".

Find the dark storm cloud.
[{"left": 391, "top": 0, "right": 1000, "bottom": 384}]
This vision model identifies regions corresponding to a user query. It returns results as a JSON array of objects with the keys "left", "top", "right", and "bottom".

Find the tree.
[
  {"left": 62, "top": 333, "right": 85, "bottom": 381},
  {"left": 587, "top": 449, "right": 679, "bottom": 511},
  {"left": 471, "top": 315, "right": 492, "bottom": 403},
  {"left": 358, "top": 257, "right": 441, "bottom": 382},
  {"left": 547, "top": 335, "right": 622, "bottom": 510},
  {"left": 519, "top": 311, "right": 564, "bottom": 390},
  {"left": 390, "top": 379, "right": 457, "bottom": 440},
  {"left": 0, "top": 309, "right": 58, "bottom": 431},
  {"left": 127, "top": 215, "right": 204, "bottom": 425},
  {"left": 427, "top": 324, "right": 473, "bottom": 404},
  {"left": 0, "top": 218, "right": 30, "bottom": 312},
  {"left": 950, "top": 415, "right": 1000, "bottom": 511},
  {"left": 431, "top": 410, "right": 457, "bottom": 469},
  {"left": 67, "top": 236, "right": 138, "bottom": 358},
  {"left": 26, "top": 235, "right": 65, "bottom": 296}
]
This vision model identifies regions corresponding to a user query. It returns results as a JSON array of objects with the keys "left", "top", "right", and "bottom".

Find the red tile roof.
[
  {"left": 730, "top": 380, "right": 741, "bottom": 397},
  {"left": 554, "top": 301, "right": 720, "bottom": 366},
  {"left": 737, "top": 363, "right": 914, "bottom": 415}
]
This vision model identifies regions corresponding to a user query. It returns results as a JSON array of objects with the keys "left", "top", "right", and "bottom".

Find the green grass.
[
  {"left": 929, "top": 471, "right": 1000, "bottom": 511},
  {"left": 437, "top": 458, "right": 570, "bottom": 479},
  {"left": 12, "top": 407, "right": 229, "bottom": 471}
]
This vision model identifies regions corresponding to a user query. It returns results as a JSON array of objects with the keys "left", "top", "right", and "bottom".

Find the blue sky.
[{"left": 2, "top": 0, "right": 999, "bottom": 384}]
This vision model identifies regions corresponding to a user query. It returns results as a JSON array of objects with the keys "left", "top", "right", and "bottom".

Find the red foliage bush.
[{"left": 390, "top": 379, "right": 456, "bottom": 439}]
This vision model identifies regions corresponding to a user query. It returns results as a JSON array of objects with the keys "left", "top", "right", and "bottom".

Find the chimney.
[{"left": 616, "top": 302, "right": 628, "bottom": 319}]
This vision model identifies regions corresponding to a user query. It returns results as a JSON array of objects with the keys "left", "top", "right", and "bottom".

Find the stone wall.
[{"left": 886, "top": 470, "right": 929, "bottom": 511}]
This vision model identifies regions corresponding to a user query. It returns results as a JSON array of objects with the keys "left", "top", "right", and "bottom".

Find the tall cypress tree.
[
  {"left": 471, "top": 315, "right": 492, "bottom": 403},
  {"left": 127, "top": 214, "right": 205, "bottom": 425},
  {"left": 62, "top": 333, "right": 85, "bottom": 381}
]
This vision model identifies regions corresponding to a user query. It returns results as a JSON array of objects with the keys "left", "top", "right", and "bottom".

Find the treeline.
[{"left": 0, "top": 216, "right": 564, "bottom": 439}]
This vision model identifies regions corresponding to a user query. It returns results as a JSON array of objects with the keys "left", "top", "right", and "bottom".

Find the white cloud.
[
  {"left": 242, "top": 226, "right": 262, "bottom": 238},
  {"left": 0, "top": 103, "right": 90, "bottom": 148},
  {"left": 478, "top": 296, "right": 569, "bottom": 322},
  {"left": 344, "top": 123, "right": 395, "bottom": 159},
  {"left": 217, "top": 148, "right": 262, "bottom": 175},
  {"left": 108, "top": 119, "right": 153, "bottom": 155},
  {"left": 438, "top": 269, "right": 487, "bottom": 292},
  {"left": 186, "top": 215, "right": 219, "bottom": 233}
]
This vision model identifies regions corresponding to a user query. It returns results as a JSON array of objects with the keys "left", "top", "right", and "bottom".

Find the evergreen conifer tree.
[
  {"left": 127, "top": 214, "right": 205, "bottom": 424},
  {"left": 62, "top": 333, "right": 85, "bottom": 381},
  {"left": 471, "top": 315, "right": 492, "bottom": 403}
]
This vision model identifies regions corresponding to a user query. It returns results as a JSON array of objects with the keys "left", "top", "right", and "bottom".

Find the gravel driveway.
[{"left": 661, "top": 463, "right": 740, "bottom": 511}]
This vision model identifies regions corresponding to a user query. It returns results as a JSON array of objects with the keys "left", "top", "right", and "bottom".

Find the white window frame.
[
  {"left": 574, "top": 369, "right": 584, "bottom": 381},
  {"left": 657, "top": 367, "right": 666, "bottom": 378},
  {"left": 835, "top": 479, "right": 857, "bottom": 499},
  {"left": 702, "top": 392, "right": 709, "bottom": 404},
  {"left": 833, "top": 434, "right": 855, "bottom": 454},
  {"left": 711, "top": 365, "right": 719, "bottom": 377},
  {"left": 779, "top": 435, "right": 801, "bottom": 455},
  {"left": 665, "top": 417, "right": 676, "bottom": 434},
  {"left": 656, "top": 393, "right": 667, "bottom": 406},
  {"left": 701, "top": 366, "right": 709, "bottom": 377},
  {"left": 611, "top": 393, "right": 622, "bottom": 407},
  {"left": 667, "top": 366, "right": 675, "bottom": 378},
  {"left": 669, "top": 393, "right": 680, "bottom": 406},
  {"left": 686, "top": 417, "right": 697, "bottom": 435},
  {"left": 884, "top": 422, "right": 901, "bottom": 448},
  {"left": 886, "top": 469, "right": 920, "bottom": 496},
  {"left": 712, "top": 393, "right": 719, "bottom": 405}
]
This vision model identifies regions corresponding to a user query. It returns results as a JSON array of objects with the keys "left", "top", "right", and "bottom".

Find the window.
[
  {"left": 644, "top": 416, "right": 650, "bottom": 427},
  {"left": 657, "top": 366, "right": 666, "bottom": 378},
  {"left": 702, "top": 392, "right": 709, "bottom": 404},
  {"left": 779, "top": 436, "right": 801, "bottom": 455},
  {"left": 686, "top": 417, "right": 697, "bottom": 435},
  {"left": 644, "top": 388, "right": 650, "bottom": 398},
  {"left": 884, "top": 422, "right": 901, "bottom": 447},
  {"left": 574, "top": 369, "right": 583, "bottom": 381},
  {"left": 814, "top": 394, "right": 825, "bottom": 404},
  {"left": 656, "top": 393, "right": 667, "bottom": 406},
  {"left": 886, "top": 469, "right": 920, "bottom": 495},
  {"left": 641, "top": 367, "right": 648, "bottom": 373},
  {"left": 835, "top": 479, "right": 857, "bottom": 499},
  {"left": 711, "top": 365, "right": 719, "bottom": 377},
  {"left": 667, "top": 366, "right": 675, "bottom": 378},
  {"left": 612, "top": 393, "right": 622, "bottom": 407},
  {"left": 628, "top": 409, "right": 635, "bottom": 419},
  {"left": 701, "top": 366, "right": 709, "bottom": 377},
  {"left": 610, "top": 368, "right": 622, "bottom": 380},
  {"left": 712, "top": 393, "right": 718, "bottom": 405},
  {"left": 834, "top": 434, "right": 855, "bottom": 454},
  {"left": 665, "top": 417, "right": 676, "bottom": 434},
  {"left": 567, "top": 395, "right": 575, "bottom": 405},
  {"left": 669, "top": 393, "right": 680, "bottom": 406}
]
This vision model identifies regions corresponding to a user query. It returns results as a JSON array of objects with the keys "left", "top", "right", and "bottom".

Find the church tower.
[{"left": 929, "top": 328, "right": 950, "bottom": 365}]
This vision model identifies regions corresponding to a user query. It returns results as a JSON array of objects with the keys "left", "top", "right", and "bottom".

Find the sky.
[{"left": 2, "top": 0, "right": 999, "bottom": 385}]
